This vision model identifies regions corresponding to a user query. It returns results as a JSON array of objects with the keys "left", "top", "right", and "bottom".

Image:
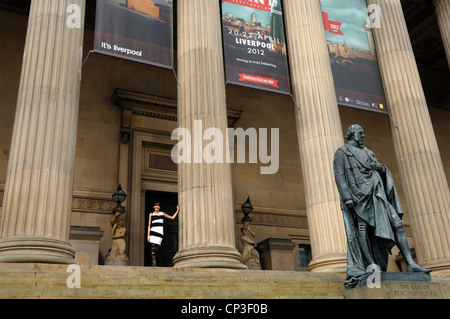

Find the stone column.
[
  {"left": 0, "top": 0, "right": 85, "bottom": 263},
  {"left": 172, "top": 0, "right": 246, "bottom": 269},
  {"left": 368, "top": 0, "right": 450, "bottom": 275},
  {"left": 283, "top": 0, "right": 348, "bottom": 272},
  {"left": 434, "top": 0, "right": 450, "bottom": 68}
]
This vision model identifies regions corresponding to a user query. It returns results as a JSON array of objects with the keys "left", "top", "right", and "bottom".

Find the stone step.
[
  {"left": 0, "top": 263, "right": 347, "bottom": 299},
  {"left": 0, "top": 288, "right": 345, "bottom": 299},
  {"left": 5, "top": 263, "right": 450, "bottom": 300}
]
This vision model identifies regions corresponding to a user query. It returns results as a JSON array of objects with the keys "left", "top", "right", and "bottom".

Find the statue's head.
[{"left": 345, "top": 124, "right": 365, "bottom": 146}]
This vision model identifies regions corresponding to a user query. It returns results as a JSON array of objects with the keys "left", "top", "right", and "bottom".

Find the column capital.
[
  {"left": 433, "top": 0, "right": 448, "bottom": 10},
  {"left": 433, "top": 0, "right": 450, "bottom": 68}
]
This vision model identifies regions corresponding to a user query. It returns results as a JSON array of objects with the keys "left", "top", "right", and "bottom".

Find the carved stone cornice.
[
  {"left": 71, "top": 196, "right": 116, "bottom": 214},
  {"left": 235, "top": 206, "right": 308, "bottom": 229},
  {"left": 111, "top": 88, "right": 243, "bottom": 129},
  {"left": 0, "top": 186, "right": 115, "bottom": 214},
  {"left": 233, "top": 204, "right": 412, "bottom": 236},
  {"left": 0, "top": 190, "right": 416, "bottom": 235},
  {"left": 71, "top": 189, "right": 117, "bottom": 214}
]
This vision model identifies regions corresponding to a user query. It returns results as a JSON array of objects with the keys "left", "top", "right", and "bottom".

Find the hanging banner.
[
  {"left": 221, "top": 0, "right": 291, "bottom": 95},
  {"left": 320, "top": 0, "right": 387, "bottom": 114},
  {"left": 94, "top": 0, "right": 174, "bottom": 69}
]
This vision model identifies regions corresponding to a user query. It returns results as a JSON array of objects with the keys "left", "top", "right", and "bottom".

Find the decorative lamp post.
[
  {"left": 239, "top": 196, "right": 261, "bottom": 269},
  {"left": 112, "top": 184, "right": 127, "bottom": 206},
  {"left": 241, "top": 196, "right": 253, "bottom": 223},
  {"left": 105, "top": 185, "right": 129, "bottom": 266}
]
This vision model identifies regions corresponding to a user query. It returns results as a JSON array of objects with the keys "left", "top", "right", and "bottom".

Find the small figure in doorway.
[{"left": 147, "top": 202, "right": 180, "bottom": 267}]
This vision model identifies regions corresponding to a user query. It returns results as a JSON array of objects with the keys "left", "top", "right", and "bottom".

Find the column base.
[
  {"left": 173, "top": 245, "right": 248, "bottom": 269},
  {"left": 0, "top": 237, "right": 75, "bottom": 264},
  {"left": 104, "top": 256, "right": 130, "bottom": 266},
  {"left": 308, "top": 253, "right": 347, "bottom": 273},
  {"left": 421, "top": 259, "right": 450, "bottom": 277}
]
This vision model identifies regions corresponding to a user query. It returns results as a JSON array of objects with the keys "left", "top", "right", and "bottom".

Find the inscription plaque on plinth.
[{"left": 344, "top": 272, "right": 443, "bottom": 299}]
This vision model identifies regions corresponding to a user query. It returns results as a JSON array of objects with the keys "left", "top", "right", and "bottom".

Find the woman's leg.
[{"left": 150, "top": 243, "right": 160, "bottom": 267}]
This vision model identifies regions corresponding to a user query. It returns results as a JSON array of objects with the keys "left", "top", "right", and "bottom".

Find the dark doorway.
[{"left": 144, "top": 190, "right": 179, "bottom": 267}]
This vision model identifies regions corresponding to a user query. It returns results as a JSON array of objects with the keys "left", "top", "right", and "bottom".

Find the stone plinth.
[
  {"left": 69, "top": 226, "right": 103, "bottom": 265},
  {"left": 257, "top": 238, "right": 295, "bottom": 271},
  {"left": 345, "top": 272, "right": 442, "bottom": 299}
]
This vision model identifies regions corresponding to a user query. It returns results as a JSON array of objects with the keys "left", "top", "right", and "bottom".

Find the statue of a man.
[{"left": 333, "top": 124, "right": 430, "bottom": 289}]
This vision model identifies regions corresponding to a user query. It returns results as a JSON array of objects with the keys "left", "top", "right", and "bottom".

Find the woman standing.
[{"left": 147, "top": 202, "right": 180, "bottom": 267}]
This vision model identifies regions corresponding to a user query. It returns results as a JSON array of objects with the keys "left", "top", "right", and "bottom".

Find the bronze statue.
[{"left": 333, "top": 124, "right": 430, "bottom": 289}]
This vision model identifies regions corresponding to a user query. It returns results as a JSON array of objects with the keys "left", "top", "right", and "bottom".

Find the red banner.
[
  {"left": 238, "top": 73, "right": 279, "bottom": 88},
  {"left": 222, "top": 0, "right": 272, "bottom": 12},
  {"left": 322, "top": 12, "right": 343, "bottom": 36}
]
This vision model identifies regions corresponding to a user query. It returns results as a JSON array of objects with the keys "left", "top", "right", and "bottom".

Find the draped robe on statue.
[{"left": 333, "top": 144, "right": 404, "bottom": 289}]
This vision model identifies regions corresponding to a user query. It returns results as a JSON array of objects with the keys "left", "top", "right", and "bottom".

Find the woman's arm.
[{"left": 163, "top": 205, "right": 180, "bottom": 220}]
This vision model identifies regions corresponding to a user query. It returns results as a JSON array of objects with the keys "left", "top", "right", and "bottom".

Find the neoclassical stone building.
[{"left": 0, "top": 0, "right": 449, "bottom": 279}]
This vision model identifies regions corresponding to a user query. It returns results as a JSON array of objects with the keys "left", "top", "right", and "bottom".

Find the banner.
[
  {"left": 221, "top": 0, "right": 291, "bottom": 95},
  {"left": 322, "top": 12, "right": 343, "bottom": 36},
  {"left": 320, "top": 0, "right": 387, "bottom": 114},
  {"left": 94, "top": 0, "right": 173, "bottom": 69}
]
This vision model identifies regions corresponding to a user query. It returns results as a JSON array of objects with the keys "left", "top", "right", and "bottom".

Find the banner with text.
[
  {"left": 221, "top": 0, "right": 291, "bottom": 95},
  {"left": 320, "top": 0, "right": 387, "bottom": 113},
  {"left": 94, "top": 0, "right": 173, "bottom": 68}
]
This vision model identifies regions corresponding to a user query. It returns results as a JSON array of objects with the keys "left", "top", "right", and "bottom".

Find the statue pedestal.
[
  {"left": 69, "top": 226, "right": 103, "bottom": 265},
  {"left": 104, "top": 256, "right": 129, "bottom": 266},
  {"left": 344, "top": 272, "right": 442, "bottom": 299}
]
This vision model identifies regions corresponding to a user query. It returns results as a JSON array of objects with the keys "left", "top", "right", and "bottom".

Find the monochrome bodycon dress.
[{"left": 149, "top": 212, "right": 164, "bottom": 245}]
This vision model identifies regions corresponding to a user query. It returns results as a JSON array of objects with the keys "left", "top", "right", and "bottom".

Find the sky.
[{"left": 320, "top": 0, "right": 373, "bottom": 51}]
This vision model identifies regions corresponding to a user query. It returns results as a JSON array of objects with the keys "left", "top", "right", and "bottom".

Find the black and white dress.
[{"left": 149, "top": 212, "right": 164, "bottom": 245}]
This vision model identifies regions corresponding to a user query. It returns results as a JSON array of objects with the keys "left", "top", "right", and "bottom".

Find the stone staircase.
[{"left": 0, "top": 263, "right": 347, "bottom": 299}]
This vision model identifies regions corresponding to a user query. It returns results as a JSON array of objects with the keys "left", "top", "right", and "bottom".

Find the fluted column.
[
  {"left": 172, "top": 0, "right": 246, "bottom": 269},
  {"left": 434, "top": 0, "right": 450, "bottom": 68},
  {"left": 0, "top": 0, "right": 85, "bottom": 263},
  {"left": 283, "top": 0, "right": 347, "bottom": 272},
  {"left": 368, "top": 0, "right": 450, "bottom": 275}
]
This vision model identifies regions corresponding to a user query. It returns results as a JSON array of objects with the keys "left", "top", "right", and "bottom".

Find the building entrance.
[{"left": 144, "top": 190, "right": 179, "bottom": 267}]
